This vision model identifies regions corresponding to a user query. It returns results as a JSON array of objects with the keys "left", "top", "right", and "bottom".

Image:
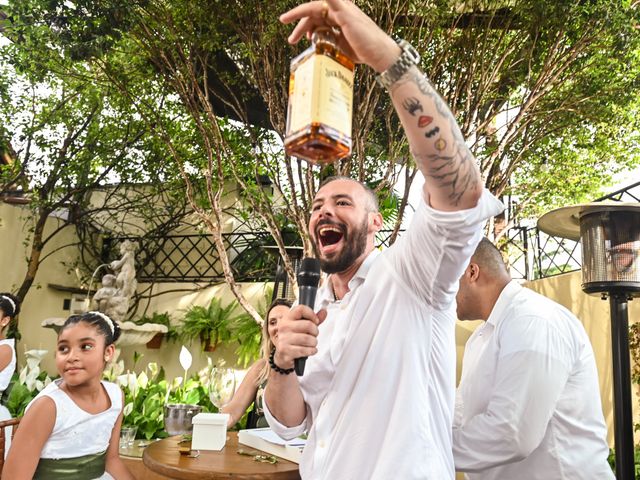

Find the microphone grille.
[{"left": 297, "top": 257, "right": 321, "bottom": 287}]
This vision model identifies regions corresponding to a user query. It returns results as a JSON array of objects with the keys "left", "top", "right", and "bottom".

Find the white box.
[{"left": 191, "top": 413, "right": 228, "bottom": 450}]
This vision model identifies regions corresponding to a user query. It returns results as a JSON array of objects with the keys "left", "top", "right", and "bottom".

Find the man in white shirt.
[
  {"left": 453, "top": 238, "right": 614, "bottom": 480},
  {"left": 263, "top": 1, "right": 503, "bottom": 479}
]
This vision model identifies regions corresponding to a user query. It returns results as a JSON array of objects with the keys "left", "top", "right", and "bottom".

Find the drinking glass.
[
  {"left": 208, "top": 367, "right": 236, "bottom": 410},
  {"left": 119, "top": 426, "right": 137, "bottom": 449}
]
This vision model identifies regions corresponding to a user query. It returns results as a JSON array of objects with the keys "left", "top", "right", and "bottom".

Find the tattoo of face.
[
  {"left": 425, "top": 127, "right": 439, "bottom": 138},
  {"left": 394, "top": 68, "right": 479, "bottom": 206},
  {"left": 418, "top": 115, "right": 433, "bottom": 128},
  {"left": 401, "top": 97, "right": 423, "bottom": 116}
]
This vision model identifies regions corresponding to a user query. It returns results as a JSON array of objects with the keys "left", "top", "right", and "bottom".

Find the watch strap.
[{"left": 376, "top": 39, "right": 421, "bottom": 89}]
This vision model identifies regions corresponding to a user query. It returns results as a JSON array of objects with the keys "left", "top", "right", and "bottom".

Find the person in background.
[
  {"left": 263, "top": 1, "right": 503, "bottom": 478},
  {"left": 0, "top": 293, "right": 19, "bottom": 420},
  {"left": 453, "top": 238, "right": 614, "bottom": 480},
  {"left": 4, "top": 311, "right": 134, "bottom": 480},
  {"left": 221, "top": 298, "right": 292, "bottom": 428},
  {"left": 0, "top": 293, "right": 20, "bottom": 458}
]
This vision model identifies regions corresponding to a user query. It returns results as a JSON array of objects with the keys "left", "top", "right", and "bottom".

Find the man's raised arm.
[{"left": 281, "top": 0, "right": 483, "bottom": 212}]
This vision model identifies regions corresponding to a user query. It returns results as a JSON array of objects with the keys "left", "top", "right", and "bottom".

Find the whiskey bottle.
[{"left": 284, "top": 27, "right": 355, "bottom": 165}]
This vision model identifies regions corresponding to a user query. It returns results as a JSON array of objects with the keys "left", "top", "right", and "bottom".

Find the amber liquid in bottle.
[{"left": 284, "top": 28, "right": 355, "bottom": 165}]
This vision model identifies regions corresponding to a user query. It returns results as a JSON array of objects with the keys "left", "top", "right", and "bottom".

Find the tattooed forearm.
[
  {"left": 401, "top": 97, "right": 423, "bottom": 116},
  {"left": 412, "top": 142, "right": 479, "bottom": 206},
  {"left": 392, "top": 69, "right": 453, "bottom": 121},
  {"left": 425, "top": 127, "right": 439, "bottom": 138},
  {"left": 392, "top": 66, "right": 480, "bottom": 207}
]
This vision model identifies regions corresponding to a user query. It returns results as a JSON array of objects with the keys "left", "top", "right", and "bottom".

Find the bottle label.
[{"left": 288, "top": 54, "right": 354, "bottom": 136}]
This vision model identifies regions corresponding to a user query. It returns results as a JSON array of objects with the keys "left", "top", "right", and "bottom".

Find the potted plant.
[
  {"left": 231, "top": 285, "right": 273, "bottom": 367},
  {"left": 179, "top": 297, "right": 240, "bottom": 352},
  {"left": 109, "top": 350, "right": 216, "bottom": 440},
  {"left": 134, "top": 312, "right": 179, "bottom": 349}
]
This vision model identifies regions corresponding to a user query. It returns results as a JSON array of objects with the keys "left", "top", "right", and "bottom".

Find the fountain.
[{"left": 42, "top": 240, "right": 167, "bottom": 345}]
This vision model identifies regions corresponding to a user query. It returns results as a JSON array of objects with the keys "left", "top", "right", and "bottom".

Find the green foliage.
[
  {"left": 4, "top": 371, "right": 50, "bottom": 417},
  {"left": 134, "top": 311, "right": 180, "bottom": 343},
  {"left": 118, "top": 362, "right": 216, "bottom": 440},
  {"left": 180, "top": 298, "right": 240, "bottom": 350},
  {"left": 232, "top": 314, "right": 263, "bottom": 369},
  {"left": 607, "top": 448, "right": 640, "bottom": 476}
]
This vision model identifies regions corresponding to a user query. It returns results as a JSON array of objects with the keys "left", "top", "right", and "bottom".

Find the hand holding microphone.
[
  {"left": 295, "top": 257, "right": 321, "bottom": 376},
  {"left": 270, "top": 258, "right": 323, "bottom": 377}
]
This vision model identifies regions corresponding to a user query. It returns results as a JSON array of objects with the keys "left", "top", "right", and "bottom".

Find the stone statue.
[
  {"left": 45, "top": 239, "right": 167, "bottom": 345},
  {"left": 110, "top": 240, "right": 138, "bottom": 299},
  {"left": 91, "top": 274, "right": 118, "bottom": 313},
  {"left": 90, "top": 240, "right": 138, "bottom": 323}
]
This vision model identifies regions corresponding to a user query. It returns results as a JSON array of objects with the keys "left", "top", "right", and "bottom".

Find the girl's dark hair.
[
  {"left": 0, "top": 293, "right": 20, "bottom": 318},
  {"left": 61, "top": 311, "right": 121, "bottom": 346}
]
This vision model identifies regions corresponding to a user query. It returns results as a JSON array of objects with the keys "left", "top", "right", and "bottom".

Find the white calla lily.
[
  {"left": 127, "top": 372, "right": 137, "bottom": 394},
  {"left": 19, "top": 365, "right": 28, "bottom": 385},
  {"left": 25, "top": 349, "right": 48, "bottom": 369},
  {"left": 148, "top": 362, "right": 159, "bottom": 378},
  {"left": 25, "top": 370, "right": 38, "bottom": 391},
  {"left": 171, "top": 376, "right": 183, "bottom": 390},
  {"left": 179, "top": 346, "right": 192, "bottom": 371},
  {"left": 137, "top": 371, "right": 149, "bottom": 390}
]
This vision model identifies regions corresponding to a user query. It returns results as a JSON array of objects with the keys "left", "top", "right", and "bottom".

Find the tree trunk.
[{"left": 14, "top": 208, "right": 50, "bottom": 326}]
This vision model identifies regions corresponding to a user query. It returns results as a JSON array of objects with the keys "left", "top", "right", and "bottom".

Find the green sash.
[{"left": 33, "top": 450, "right": 107, "bottom": 480}]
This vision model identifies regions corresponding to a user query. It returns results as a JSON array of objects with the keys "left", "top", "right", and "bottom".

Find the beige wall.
[
  {"left": 1, "top": 201, "right": 270, "bottom": 380},
  {"left": 455, "top": 271, "right": 640, "bottom": 447},
  {"left": 116, "top": 281, "right": 272, "bottom": 380},
  {"left": 1, "top": 201, "right": 84, "bottom": 366}
]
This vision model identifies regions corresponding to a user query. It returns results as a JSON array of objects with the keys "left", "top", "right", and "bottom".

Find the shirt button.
[{"left": 319, "top": 440, "right": 326, "bottom": 448}]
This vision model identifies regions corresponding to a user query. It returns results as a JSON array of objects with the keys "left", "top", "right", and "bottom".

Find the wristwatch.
[{"left": 376, "top": 39, "right": 421, "bottom": 90}]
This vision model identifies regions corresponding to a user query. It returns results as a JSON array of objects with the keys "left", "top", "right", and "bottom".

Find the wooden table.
[{"left": 142, "top": 432, "right": 301, "bottom": 480}]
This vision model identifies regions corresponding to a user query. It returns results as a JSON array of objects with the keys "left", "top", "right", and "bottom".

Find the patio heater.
[
  {"left": 262, "top": 245, "right": 304, "bottom": 302},
  {"left": 538, "top": 202, "right": 640, "bottom": 480}
]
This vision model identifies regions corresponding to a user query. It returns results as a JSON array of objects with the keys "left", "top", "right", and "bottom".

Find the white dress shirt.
[
  {"left": 265, "top": 189, "right": 503, "bottom": 480},
  {"left": 453, "top": 281, "right": 614, "bottom": 480}
]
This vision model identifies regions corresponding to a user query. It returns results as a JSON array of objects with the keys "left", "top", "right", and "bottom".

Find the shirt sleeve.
[
  {"left": 452, "top": 315, "right": 575, "bottom": 472},
  {"left": 262, "top": 394, "right": 309, "bottom": 441},
  {"left": 385, "top": 187, "right": 504, "bottom": 310}
]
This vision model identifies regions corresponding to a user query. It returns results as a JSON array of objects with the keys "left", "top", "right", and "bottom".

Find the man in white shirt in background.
[
  {"left": 263, "top": 1, "right": 504, "bottom": 479},
  {"left": 453, "top": 238, "right": 614, "bottom": 480}
]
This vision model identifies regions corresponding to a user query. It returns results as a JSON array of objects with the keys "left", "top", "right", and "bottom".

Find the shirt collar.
[
  {"left": 317, "top": 249, "right": 381, "bottom": 304},
  {"left": 486, "top": 279, "right": 522, "bottom": 327}
]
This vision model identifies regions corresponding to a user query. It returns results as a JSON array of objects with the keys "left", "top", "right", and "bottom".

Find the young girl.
[
  {"left": 0, "top": 293, "right": 19, "bottom": 459},
  {"left": 0, "top": 293, "right": 19, "bottom": 422},
  {"left": 4, "top": 311, "right": 134, "bottom": 479},
  {"left": 221, "top": 298, "right": 292, "bottom": 428}
]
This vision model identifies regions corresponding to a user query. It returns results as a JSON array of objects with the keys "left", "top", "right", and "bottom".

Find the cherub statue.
[
  {"left": 91, "top": 274, "right": 118, "bottom": 313},
  {"left": 110, "top": 240, "right": 138, "bottom": 299}
]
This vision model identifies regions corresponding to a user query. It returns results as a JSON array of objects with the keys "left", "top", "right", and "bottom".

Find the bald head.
[
  {"left": 471, "top": 238, "right": 511, "bottom": 283},
  {"left": 456, "top": 238, "right": 511, "bottom": 321},
  {"left": 319, "top": 176, "right": 379, "bottom": 213}
]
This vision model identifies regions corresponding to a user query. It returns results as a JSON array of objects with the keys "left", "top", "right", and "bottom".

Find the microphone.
[{"left": 295, "top": 257, "right": 321, "bottom": 376}]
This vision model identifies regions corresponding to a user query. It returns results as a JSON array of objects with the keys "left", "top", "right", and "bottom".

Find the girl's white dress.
[
  {"left": 0, "top": 338, "right": 17, "bottom": 420},
  {"left": 0, "top": 338, "right": 16, "bottom": 458},
  {"left": 26, "top": 379, "right": 122, "bottom": 479}
]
